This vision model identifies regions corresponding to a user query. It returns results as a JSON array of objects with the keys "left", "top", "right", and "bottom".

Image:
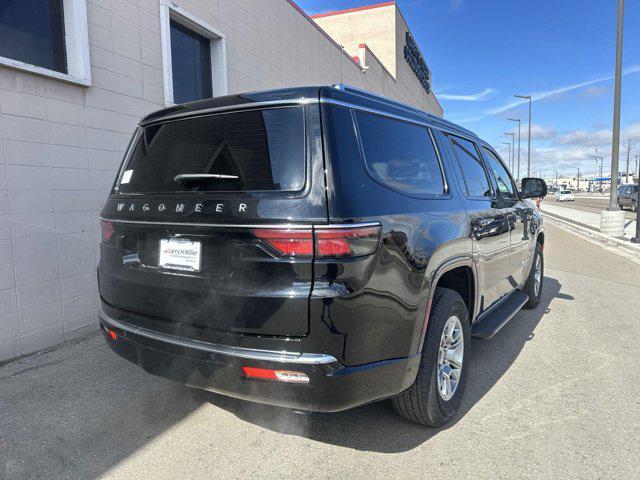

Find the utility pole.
[
  {"left": 514, "top": 94, "right": 532, "bottom": 176},
  {"left": 508, "top": 118, "right": 521, "bottom": 180},
  {"left": 550, "top": 170, "right": 558, "bottom": 189},
  {"left": 608, "top": 0, "right": 624, "bottom": 210},
  {"left": 570, "top": 166, "right": 581, "bottom": 191},
  {"left": 504, "top": 132, "right": 515, "bottom": 179},
  {"left": 588, "top": 153, "right": 603, "bottom": 193}
]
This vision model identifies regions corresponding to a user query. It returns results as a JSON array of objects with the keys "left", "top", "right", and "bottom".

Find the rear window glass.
[
  {"left": 117, "top": 107, "right": 305, "bottom": 193},
  {"left": 561, "top": 190, "right": 572, "bottom": 194},
  {"left": 355, "top": 111, "right": 445, "bottom": 196}
]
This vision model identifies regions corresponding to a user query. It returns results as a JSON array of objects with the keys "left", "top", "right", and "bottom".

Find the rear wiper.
[{"left": 173, "top": 173, "right": 238, "bottom": 184}]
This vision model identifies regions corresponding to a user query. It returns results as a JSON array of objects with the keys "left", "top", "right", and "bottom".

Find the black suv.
[
  {"left": 98, "top": 85, "right": 547, "bottom": 427},
  {"left": 617, "top": 184, "right": 638, "bottom": 212}
]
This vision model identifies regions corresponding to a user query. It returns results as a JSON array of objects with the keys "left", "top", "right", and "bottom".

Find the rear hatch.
[{"left": 98, "top": 103, "right": 328, "bottom": 338}]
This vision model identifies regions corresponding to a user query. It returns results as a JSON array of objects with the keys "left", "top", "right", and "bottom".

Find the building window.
[
  {"left": 0, "top": 0, "right": 90, "bottom": 86},
  {"left": 170, "top": 20, "right": 212, "bottom": 104},
  {"left": 160, "top": 1, "right": 227, "bottom": 106},
  {"left": 0, "top": 0, "right": 66, "bottom": 73}
]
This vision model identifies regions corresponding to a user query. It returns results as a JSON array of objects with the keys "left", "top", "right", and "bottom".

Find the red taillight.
[
  {"left": 315, "top": 226, "right": 380, "bottom": 257},
  {"left": 253, "top": 229, "right": 313, "bottom": 256},
  {"left": 100, "top": 220, "right": 114, "bottom": 242},
  {"left": 241, "top": 366, "right": 309, "bottom": 383},
  {"left": 254, "top": 225, "right": 380, "bottom": 258}
]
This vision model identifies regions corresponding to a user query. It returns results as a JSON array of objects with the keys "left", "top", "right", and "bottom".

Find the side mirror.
[{"left": 521, "top": 177, "right": 548, "bottom": 199}]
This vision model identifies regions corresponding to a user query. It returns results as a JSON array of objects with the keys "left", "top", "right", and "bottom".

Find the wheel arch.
[{"left": 416, "top": 256, "right": 478, "bottom": 354}]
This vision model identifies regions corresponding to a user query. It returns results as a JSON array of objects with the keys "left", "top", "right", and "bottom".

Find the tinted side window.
[
  {"left": 355, "top": 111, "right": 445, "bottom": 196},
  {"left": 449, "top": 136, "right": 491, "bottom": 198},
  {"left": 482, "top": 147, "right": 517, "bottom": 200}
]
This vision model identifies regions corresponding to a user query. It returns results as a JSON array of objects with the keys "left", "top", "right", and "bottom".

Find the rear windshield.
[
  {"left": 561, "top": 190, "right": 572, "bottom": 194},
  {"left": 117, "top": 107, "right": 305, "bottom": 193}
]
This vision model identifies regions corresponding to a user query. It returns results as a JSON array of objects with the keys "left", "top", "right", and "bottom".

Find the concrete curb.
[{"left": 542, "top": 210, "right": 640, "bottom": 256}]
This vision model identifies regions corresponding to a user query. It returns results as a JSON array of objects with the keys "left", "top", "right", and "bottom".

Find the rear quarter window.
[
  {"left": 116, "top": 107, "right": 305, "bottom": 194},
  {"left": 354, "top": 110, "right": 445, "bottom": 196}
]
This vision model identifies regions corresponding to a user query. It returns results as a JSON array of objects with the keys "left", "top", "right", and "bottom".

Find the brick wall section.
[
  {"left": 312, "top": 4, "right": 398, "bottom": 77},
  {"left": 312, "top": 3, "right": 442, "bottom": 116},
  {"left": 0, "top": 0, "right": 441, "bottom": 362}
]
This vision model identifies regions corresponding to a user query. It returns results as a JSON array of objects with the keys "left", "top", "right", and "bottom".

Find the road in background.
[
  {"left": 547, "top": 194, "right": 636, "bottom": 220},
  {"left": 2, "top": 223, "right": 640, "bottom": 480}
]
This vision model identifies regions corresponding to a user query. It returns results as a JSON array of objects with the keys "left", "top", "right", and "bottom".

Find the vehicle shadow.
[
  {"left": 205, "top": 276, "right": 568, "bottom": 453},
  {"left": 0, "top": 336, "right": 208, "bottom": 480}
]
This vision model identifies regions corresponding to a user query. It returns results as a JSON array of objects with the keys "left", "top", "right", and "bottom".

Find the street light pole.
[
  {"left": 514, "top": 94, "right": 532, "bottom": 176},
  {"left": 550, "top": 170, "right": 558, "bottom": 189},
  {"left": 609, "top": 0, "right": 624, "bottom": 210},
  {"left": 507, "top": 118, "right": 521, "bottom": 180},
  {"left": 504, "top": 132, "right": 516, "bottom": 179}
]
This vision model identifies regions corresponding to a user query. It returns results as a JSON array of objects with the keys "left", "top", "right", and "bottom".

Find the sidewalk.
[{"left": 540, "top": 202, "right": 637, "bottom": 239}]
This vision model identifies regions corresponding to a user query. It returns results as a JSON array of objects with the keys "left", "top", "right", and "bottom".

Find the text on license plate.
[{"left": 159, "top": 238, "right": 201, "bottom": 272}]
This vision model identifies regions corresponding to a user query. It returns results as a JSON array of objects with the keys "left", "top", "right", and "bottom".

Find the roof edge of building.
[
  {"left": 309, "top": 1, "right": 395, "bottom": 19},
  {"left": 286, "top": 0, "right": 362, "bottom": 69}
]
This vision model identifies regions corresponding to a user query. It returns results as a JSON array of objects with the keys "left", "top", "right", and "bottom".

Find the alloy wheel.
[
  {"left": 437, "top": 315, "right": 464, "bottom": 401},
  {"left": 534, "top": 255, "right": 542, "bottom": 297}
]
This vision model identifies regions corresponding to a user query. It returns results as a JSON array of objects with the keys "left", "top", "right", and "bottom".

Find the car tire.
[
  {"left": 632, "top": 201, "right": 637, "bottom": 213},
  {"left": 392, "top": 287, "right": 470, "bottom": 427},
  {"left": 523, "top": 242, "right": 544, "bottom": 309}
]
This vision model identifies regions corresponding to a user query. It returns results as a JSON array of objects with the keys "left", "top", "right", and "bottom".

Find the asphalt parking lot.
[{"left": 2, "top": 222, "right": 639, "bottom": 480}]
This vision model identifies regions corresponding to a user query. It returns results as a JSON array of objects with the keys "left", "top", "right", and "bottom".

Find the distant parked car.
[
  {"left": 555, "top": 190, "right": 575, "bottom": 202},
  {"left": 617, "top": 184, "right": 638, "bottom": 212}
]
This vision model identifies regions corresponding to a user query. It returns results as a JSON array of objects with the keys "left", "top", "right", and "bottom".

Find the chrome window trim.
[
  {"left": 99, "top": 217, "right": 381, "bottom": 230},
  {"left": 99, "top": 310, "right": 338, "bottom": 365}
]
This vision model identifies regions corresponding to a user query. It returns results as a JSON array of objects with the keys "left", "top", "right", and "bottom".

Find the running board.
[{"left": 471, "top": 290, "right": 528, "bottom": 339}]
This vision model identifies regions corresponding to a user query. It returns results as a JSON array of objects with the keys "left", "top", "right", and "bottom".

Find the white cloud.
[
  {"left": 556, "top": 128, "right": 611, "bottom": 146},
  {"left": 434, "top": 82, "right": 469, "bottom": 94},
  {"left": 439, "top": 88, "right": 497, "bottom": 101},
  {"left": 581, "top": 86, "right": 607, "bottom": 98},
  {"left": 522, "top": 121, "right": 640, "bottom": 175},
  {"left": 527, "top": 124, "right": 557, "bottom": 140},
  {"left": 555, "top": 122, "right": 640, "bottom": 147},
  {"left": 486, "top": 65, "right": 640, "bottom": 115}
]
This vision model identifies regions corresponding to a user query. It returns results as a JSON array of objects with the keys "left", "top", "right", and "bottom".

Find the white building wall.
[{"left": 0, "top": 0, "right": 440, "bottom": 361}]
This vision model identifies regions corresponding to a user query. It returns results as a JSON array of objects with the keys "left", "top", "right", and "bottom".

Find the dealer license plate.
[{"left": 159, "top": 238, "right": 201, "bottom": 272}]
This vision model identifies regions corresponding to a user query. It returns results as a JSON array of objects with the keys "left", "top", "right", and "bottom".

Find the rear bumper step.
[
  {"left": 99, "top": 311, "right": 336, "bottom": 365},
  {"left": 99, "top": 310, "right": 419, "bottom": 412},
  {"left": 471, "top": 290, "right": 528, "bottom": 339}
]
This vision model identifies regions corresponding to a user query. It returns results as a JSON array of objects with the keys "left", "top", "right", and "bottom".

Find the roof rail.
[{"left": 331, "top": 84, "right": 478, "bottom": 138}]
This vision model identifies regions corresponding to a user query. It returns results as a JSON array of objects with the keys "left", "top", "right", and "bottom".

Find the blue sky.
[{"left": 297, "top": 0, "right": 640, "bottom": 179}]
